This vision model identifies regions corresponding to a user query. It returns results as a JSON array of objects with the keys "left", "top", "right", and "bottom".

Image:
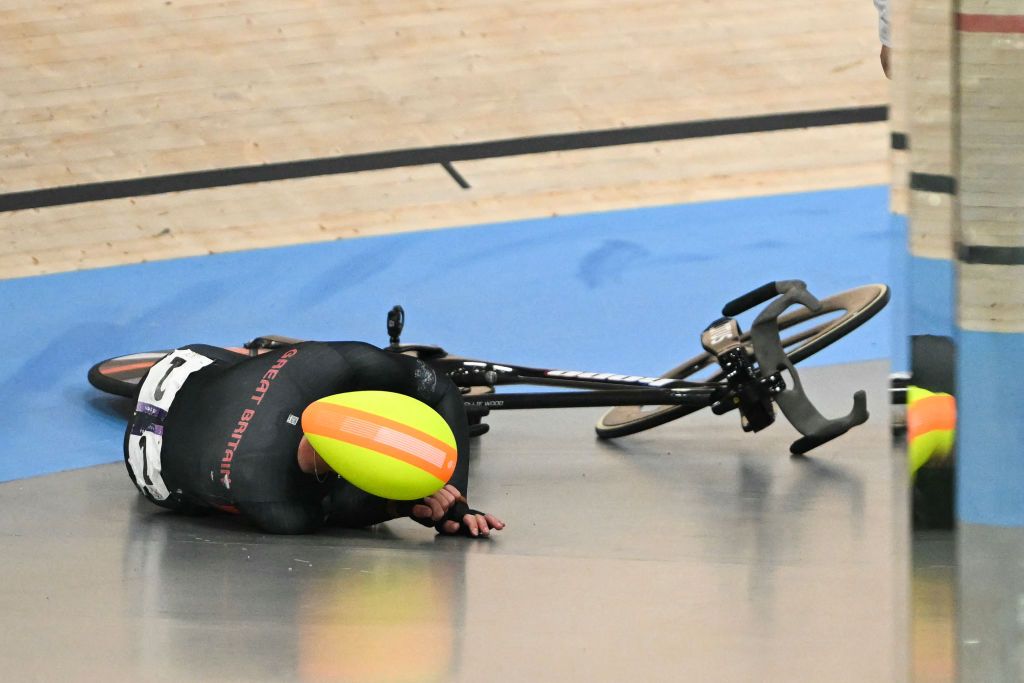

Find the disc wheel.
[
  {"left": 88, "top": 346, "right": 250, "bottom": 398},
  {"left": 594, "top": 284, "right": 890, "bottom": 439},
  {"left": 87, "top": 351, "right": 171, "bottom": 398}
]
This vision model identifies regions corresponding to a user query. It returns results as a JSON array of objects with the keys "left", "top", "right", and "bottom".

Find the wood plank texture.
[
  {"left": 1, "top": 0, "right": 889, "bottom": 279},
  {"left": 955, "top": 3, "right": 1024, "bottom": 334},
  {"left": 905, "top": 0, "right": 955, "bottom": 260}
]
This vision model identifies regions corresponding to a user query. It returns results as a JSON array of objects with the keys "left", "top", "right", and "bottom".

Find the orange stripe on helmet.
[
  {"left": 908, "top": 393, "right": 957, "bottom": 442},
  {"left": 302, "top": 403, "right": 456, "bottom": 482}
]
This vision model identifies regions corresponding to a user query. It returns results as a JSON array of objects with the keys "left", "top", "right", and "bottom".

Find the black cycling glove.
[{"left": 435, "top": 500, "right": 487, "bottom": 536}]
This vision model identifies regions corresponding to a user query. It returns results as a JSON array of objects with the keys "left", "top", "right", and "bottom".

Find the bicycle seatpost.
[{"left": 387, "top": 305, "right": 405, "bottom": 349}]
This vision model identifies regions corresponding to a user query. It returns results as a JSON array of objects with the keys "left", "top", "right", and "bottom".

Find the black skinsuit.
[{"left": 123, "top": 342, "right": 470, "bottom": 534}]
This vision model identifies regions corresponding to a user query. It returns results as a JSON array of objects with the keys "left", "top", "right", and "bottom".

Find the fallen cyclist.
[{"left": 124, "top": 340, "right": 504, "bottom": 537}]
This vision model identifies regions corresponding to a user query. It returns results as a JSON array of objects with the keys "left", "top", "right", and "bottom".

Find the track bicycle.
[{"left": 88, "top": 280, "right": 889, "bottom": 455}]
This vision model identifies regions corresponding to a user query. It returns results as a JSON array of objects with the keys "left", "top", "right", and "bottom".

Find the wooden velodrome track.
[
  {"left": 1, "top": 2, "right": 913, "bottom": 682},
  {"left": 2, "top": 0, "right": 887, "bottom": 279}
]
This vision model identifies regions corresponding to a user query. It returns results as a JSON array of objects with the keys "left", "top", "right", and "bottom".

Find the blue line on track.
[{"left": 0, "top": 186, "right": 892, "bottom": 481}]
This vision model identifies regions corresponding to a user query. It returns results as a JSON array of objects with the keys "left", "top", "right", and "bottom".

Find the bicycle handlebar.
[
  {"left": 721, "top": 279, "right": 807, "bottom": 317},
  {"left": 747, "top": 280, "right": 869, "bottom": 454}
]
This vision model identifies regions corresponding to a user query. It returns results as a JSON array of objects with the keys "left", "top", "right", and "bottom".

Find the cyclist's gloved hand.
[
  {"left": 436, "top": 500, "right": 506, "bottom": 538},
  {"left": 408, "top": 484, "right": 461, "bottom": 527}
]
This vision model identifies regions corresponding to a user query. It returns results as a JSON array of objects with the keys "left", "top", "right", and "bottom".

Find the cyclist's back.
[{"left": 124, "top": 341, "right": 470, "bottom": 534}]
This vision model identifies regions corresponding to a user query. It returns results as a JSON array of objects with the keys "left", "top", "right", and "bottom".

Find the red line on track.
[{"left": 958, "top": 13, "right": 1024, "bottom": 33}]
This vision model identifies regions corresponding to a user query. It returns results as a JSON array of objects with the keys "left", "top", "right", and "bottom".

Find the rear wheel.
[
  {"left": 88, "top": 346, "right": 250, "bottom": 398},
  {"left": 88, "top": 351, "right": 172, "bottom": 398},
  {"left": 594, "top": 284, "right": 890, "bottom": 439}
]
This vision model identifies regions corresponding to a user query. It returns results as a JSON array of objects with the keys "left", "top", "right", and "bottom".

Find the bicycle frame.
[
  {"left": 382, "top": 304, "right": 722, "bottom": 411},
  {"left": 425, "top": 355, "right": 721, "bottom": 411}
]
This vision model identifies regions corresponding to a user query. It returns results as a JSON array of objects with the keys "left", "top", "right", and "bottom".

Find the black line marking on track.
[
  {"left": 0, "top": 105, "right": 888, "bottom": 212},
  {"left": 910, "top": 173, "right": 956, "bottom": 195},
  {"left": 441, "top": 161, "right": 471, "bottom": 189},
  {"left": 957, "top": 244, "right": 1024, "bottom": 266},
  {"left": 891, "top": 132, "right": 909, "bottom": 150}
]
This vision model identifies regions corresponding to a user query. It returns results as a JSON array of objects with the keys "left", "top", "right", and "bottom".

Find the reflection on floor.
[
  {"left": 0, "top": 362, "right": 908, "bottom": 682},
  {"left": 912, "top": 531, "right": 956, "bottom": 683}
]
